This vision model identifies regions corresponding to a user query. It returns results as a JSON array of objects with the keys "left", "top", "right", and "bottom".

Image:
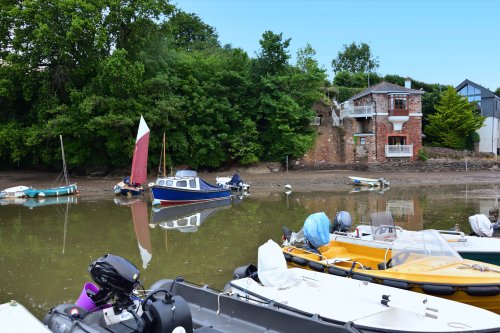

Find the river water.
[{"left": 0, "top": 184, "right": 498, "bottom": 319}]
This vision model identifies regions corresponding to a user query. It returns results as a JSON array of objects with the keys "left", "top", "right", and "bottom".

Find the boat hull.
[
  {"left": 282, "top": 240, "right": 500, "bottom": 313},
  {"left": 23, "top": 184, "right": 78, "bottom": 198},
  {"left": 113, "top": 182, "right": 144, "bottom": 196},
  {"left": 150, "top": 185, "right": 231, "bottom": 205}
]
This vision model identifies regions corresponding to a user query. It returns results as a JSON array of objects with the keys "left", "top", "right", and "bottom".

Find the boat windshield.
[
  {"left": 369, "top": 211, "right": 399, "bottom": 241},
  {"left": 385, "top": 229, "right": 463, "bottom": 270}
]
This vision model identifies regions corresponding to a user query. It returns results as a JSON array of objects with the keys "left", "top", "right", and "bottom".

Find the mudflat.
[{"left": 1, "top": 169, "right": 499, "bottom": 198}]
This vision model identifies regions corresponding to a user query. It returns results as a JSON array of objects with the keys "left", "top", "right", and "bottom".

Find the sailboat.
[
  {"left": 23, "top": 136, "right": 78, "bottom": 198},
  {"left": 114, "top": 116, "right": 150, "bottom": 196}
]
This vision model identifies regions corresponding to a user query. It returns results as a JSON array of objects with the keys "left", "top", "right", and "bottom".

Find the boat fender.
[
  {"left": 351, "top": 274, "right": 374, "bottom": 283},
  {"left": 233, "top": 264, "right": 258, "bottom": 281},
  {"left": 382, "top": 279, "right": 410, "bottom": 290},
  {"left": 307, "top": 261, "right": 325, "bottom": 272},
  {"left": 464, "top": 286, "right": 500, "bottom": 297},
  {"left": 327, "top": 266, "right": 348, "bottom": 277},
  {"left": 283, "top": 253, "right": 292, "bottom": 262},
  {"left": 43, "top": 304, "right": 94, "bottom": 333},
  {"left": 422, "top": 284, "right": 455, "bottom": 295},
  {"left": 291, "top": 256, "right": 307, "bottom": 266},
  {"left": 142, "top": 295, "right": 193, "bottom": 333}
]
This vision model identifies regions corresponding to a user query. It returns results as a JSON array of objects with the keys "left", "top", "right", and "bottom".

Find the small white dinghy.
[
  {"left": 0, "top": 185, "right": 30, "bottom": 198},
  {"left": 0, "top": 301, "right": 51, "bottom": 332},
  {"left": 229, "top": 240, "right": 500, "bottom": 333}
]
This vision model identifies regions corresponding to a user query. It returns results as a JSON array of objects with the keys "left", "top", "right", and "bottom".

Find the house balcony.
[
  {"left": 340, "top": 103, "right": 374, "bottom": 119},
  {"left": 389, "top": 109, "right": 409, "bottom": 117},
  {"left": 385, "top": 144, "right": 413, "bottom": 157}
]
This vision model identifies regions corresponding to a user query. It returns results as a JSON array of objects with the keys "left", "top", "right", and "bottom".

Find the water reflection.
[
  {"left": 0, "top": 184, "right": 499, "bottom": 320},
  {"left": 150, "top": 199, "right": 232, "bottom": 232}
]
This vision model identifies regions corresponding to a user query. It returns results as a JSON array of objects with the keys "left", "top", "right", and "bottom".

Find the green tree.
[
  {"left": 331, "top": 42, "right": 379, "bottom": 74},
  {"left": 253, "top": 31, "right": 291, "bottom": 77},
  {"left": 164, "top": 10, "right": 220, "bottom": 51},
  {"left": 425, "top": 87, "right": 485, "bottom": 150},
  {"left": 495, "top": 87, "right": 500, "bottom": 96}
]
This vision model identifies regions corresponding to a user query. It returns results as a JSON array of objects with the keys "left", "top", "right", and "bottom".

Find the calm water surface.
[{"left": 0, "top": 184, "right": 499, "bottom": 319}]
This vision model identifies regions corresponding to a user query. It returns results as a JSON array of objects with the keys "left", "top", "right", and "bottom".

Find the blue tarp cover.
[
  {"left": 303, "top": 212, "right": 330, "bottom": 248},
  {"left": 199, "top": 178, "right": 223, "bottom": 191}
]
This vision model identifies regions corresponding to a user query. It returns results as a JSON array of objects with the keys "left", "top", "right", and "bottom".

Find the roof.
[
  {"left": 455, "top": 79, "right": 496, "bottom": 98},
  {"left": 349, "top": 81, "right": 425, "bottom": 101}
]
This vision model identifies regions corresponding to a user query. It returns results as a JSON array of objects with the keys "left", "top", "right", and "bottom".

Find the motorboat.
[
  {"left": 344, "top": 211, "right": 500, "bottom": 265},
  {"left": 150, "top": 170, "right": 231, "bottom": 206},
  {"left": 216, "top": 173, "right": 250, "bottom": 191},
  {"left": 0, "top": 185, "right": 30, "bottom": 198},
  {"left": 114, "top": 115, "right": 150, "bottom": 196},
  {"left": 0, "top": 301, "right": 51, "bottom": 332},
  {"left": 229, "top": 240, "right": 500, "bottom": 333},
  {"left": 349, "top": 176, "right": 389, "bottom": 187},
  {"left": 282, "top": 213, "right": 500, "bottom": 313},
  {"left": 42, "top": 254, "right": 358, "bottom": 333}
]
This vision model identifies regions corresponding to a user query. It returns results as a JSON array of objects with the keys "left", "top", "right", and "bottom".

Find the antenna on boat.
[{"left": 60, "top": 135, "right": 69, "bottom": 186}]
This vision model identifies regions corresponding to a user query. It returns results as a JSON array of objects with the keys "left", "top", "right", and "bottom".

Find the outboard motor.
[
  {"left": 330, "top": 211, "right": 352, "bottom": 233},
  {"left": 44, "top": 254, "right": 193, "bottom": 333}
]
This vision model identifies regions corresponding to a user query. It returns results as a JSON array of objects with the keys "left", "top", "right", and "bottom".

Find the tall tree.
[
  {"left": 495, "top": 87, "right": 500, "bottom": 96},
  {"left": 164, "top": 10, "right": 220, "bottom": 51},
  {"left": 425, "top": 87, "right": 485, "bottom": 150},
  {"left": 331, "top": 42, "right": 379, "bottom": 74},
  {"left": 253, "top": 31, "right": 291, "bottom": 77}
]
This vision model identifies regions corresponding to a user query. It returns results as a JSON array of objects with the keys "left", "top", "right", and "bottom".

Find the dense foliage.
[
  {"left": 331, "top": 42, "right": 379, "bottom": 74},
  {"left": 425, "top": 87, "right": 485, "bottom": 150},
  {"left": 0, "top": 1, "right": 326, "bottom": 172}
]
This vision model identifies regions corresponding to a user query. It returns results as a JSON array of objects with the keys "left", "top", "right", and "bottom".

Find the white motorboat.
[
  {"left": 0, "top": 301, "right": 51, "bottom": 332},
  {"left": 0, "top": 185, "right": 30, "bottom": 198},
  {"left": 349, "top": 176, "right": 389, "bottom": 187},
  {"left": 216, "top": 173, "right": 250, "bottom": 191},
  {"left": 349, "top": 211, "right": 500, "bottom": 265},
  {"left": 229, "top": 240, "right": 500, "bottom": 333}
]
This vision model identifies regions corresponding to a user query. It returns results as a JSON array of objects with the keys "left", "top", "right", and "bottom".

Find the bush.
[{"left": 418, "top": 148, "right": 428, "bottom": 161}]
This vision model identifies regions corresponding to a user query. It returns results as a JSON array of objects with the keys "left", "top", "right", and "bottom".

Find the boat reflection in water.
[
  {"left": 0, "top": 195, "right": 78, "bottom": 207},
  {"left": 150, "top": 198, "right": 232, "bottom": 233},
  {"left": 114, "top": 198, "right": 153, "bottom": 269}
]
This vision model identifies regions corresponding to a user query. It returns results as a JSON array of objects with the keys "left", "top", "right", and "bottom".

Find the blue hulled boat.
[{"left": 150, "top": 170, "right": 231, "bottom": 206}]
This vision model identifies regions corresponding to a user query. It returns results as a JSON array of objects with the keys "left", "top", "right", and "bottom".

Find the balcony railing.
[
  {"left": 385, "top": 144, "right": 413, "bottom": 157},
  {"left": 340, "top": 104, "right": 374, "bottom": 119},
  {"left": 389, "top": 109, "right": 409, "bottom": 117}
]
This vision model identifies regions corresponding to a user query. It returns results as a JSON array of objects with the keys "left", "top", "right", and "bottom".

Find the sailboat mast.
[
  {"left": 163, "top": 133, "right": 166, "bottom": 177},
  {"left": 60, "top": 135, "right": 69, "bottom": 186}
]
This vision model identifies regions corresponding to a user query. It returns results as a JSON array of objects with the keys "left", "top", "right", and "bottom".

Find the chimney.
[{"left": 404, "top": 78, "right": 412, "bottom": 89}]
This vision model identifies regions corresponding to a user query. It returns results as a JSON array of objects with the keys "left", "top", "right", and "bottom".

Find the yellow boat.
[{"left": 283, "top": 229, "right": 500, "bottom": 313}]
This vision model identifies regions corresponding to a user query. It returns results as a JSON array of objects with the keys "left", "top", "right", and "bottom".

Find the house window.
[
  {"left": 390, "top": 96, "right": 407, "bottom": 110},
  {"left": 388, "top": 136, "right": 406, "bottom": 145}
]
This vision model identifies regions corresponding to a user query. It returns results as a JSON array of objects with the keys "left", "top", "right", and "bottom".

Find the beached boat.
[
  {"left": 229, "top": 240, "right": 500, "bottom": 333},
  {"left": 151, "top": 198, "right": 231, "bottom": 232},
  {"left": 43, "top": 254, "right": 356, "bottom": 333},
  {"left": 282, "top": 213, "right": 500, "bottom": 313},
  {"left": 349, "top": 176, "right": 389, "bottom": 187},
  {"left": 0, "top": 185, "right": 31, "bottom": 198},
  {"left": 216, "top": 173, "right": 250, "bottom": 191},
  {"left": 150, "top": 170, "right": 231, "bottom": 206},
  {"left": 23, "top": 136, "right": 78, "bottom": 198},
  {"left": 114, "top": 116, "right": 150, "bottom": 196}
]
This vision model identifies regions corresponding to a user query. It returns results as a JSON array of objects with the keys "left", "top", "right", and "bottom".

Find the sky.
[{"left": 174, "top": 0, "right": 500, "bottom": 91}]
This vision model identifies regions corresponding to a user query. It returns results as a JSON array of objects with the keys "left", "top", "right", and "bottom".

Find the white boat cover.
[
  {"left": 469, "top": 214, "right": 493, "bottom": 237},
  {"left": 257, "top": 240, "right": 296, "bottom": 288}
]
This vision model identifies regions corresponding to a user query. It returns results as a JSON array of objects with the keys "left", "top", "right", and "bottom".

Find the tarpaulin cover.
[
  {"left": 303, "top": 212, "right": 330, "bottom": 248},
  {"left": 199, "top": 178, "right": 223, "bottom": 191}
]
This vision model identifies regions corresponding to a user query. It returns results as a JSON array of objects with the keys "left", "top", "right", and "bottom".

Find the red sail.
[{"left": 130, "top": 116, "right": 150, "bottom": 185}]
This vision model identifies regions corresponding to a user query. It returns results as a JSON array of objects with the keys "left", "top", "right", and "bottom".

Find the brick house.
[{"left": 338, "top": 80, "right": 424, "bottom": 163}]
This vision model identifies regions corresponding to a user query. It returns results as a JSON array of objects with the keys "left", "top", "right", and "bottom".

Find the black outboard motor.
[
  {"left": 44, "top": 254, "right": 193, "bottom": 333},
  {"left": 89, "top": 254, "right": 141, "bottom": 308},
  {"left": 330, "top": 211, "right": 352, "bottom": 233}
]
